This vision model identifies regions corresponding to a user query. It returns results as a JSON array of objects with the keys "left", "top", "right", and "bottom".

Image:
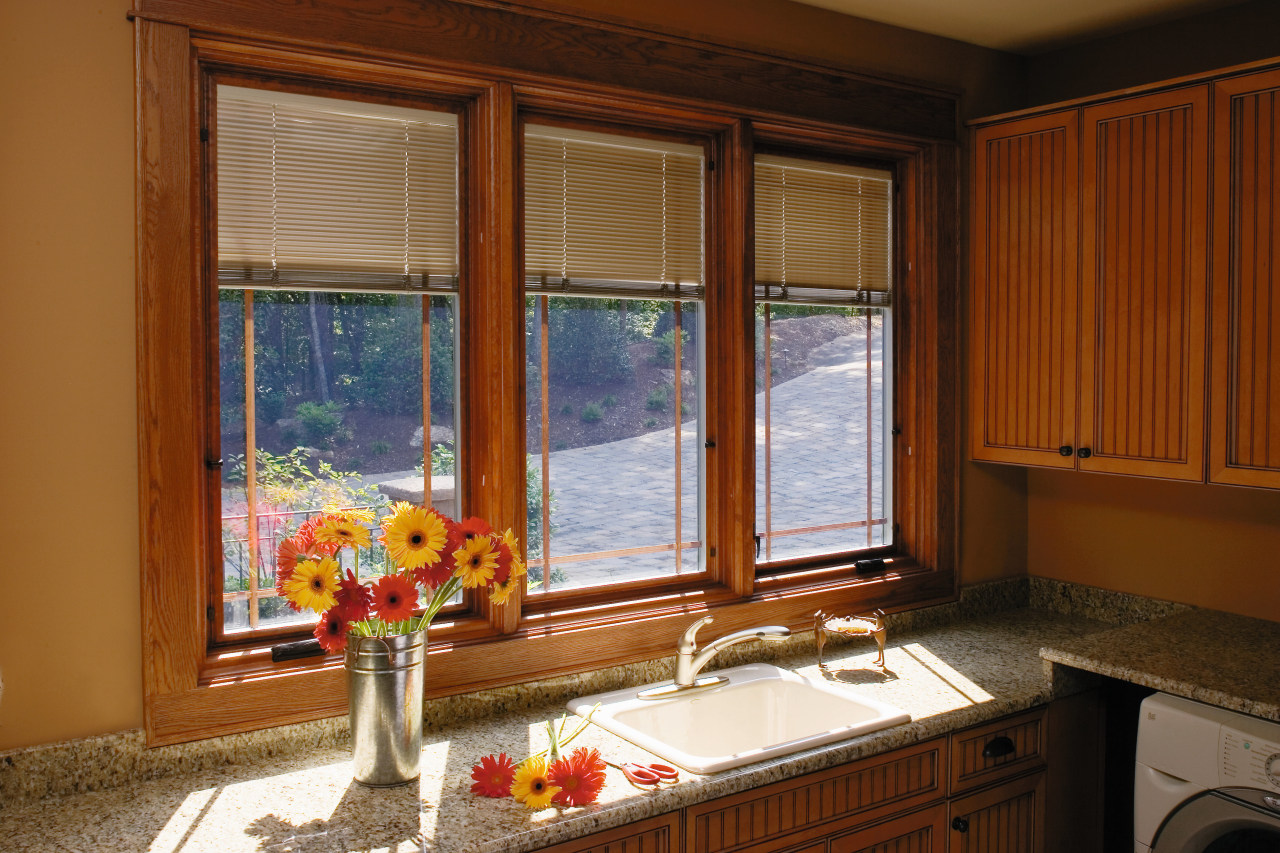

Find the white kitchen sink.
[{"left": 568, "top": 662, "right": 910, "bottom": 774}]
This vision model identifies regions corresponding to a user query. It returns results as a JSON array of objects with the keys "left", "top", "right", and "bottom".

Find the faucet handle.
[{"left": 677, "top": 615, "right": 714, "bottom": 653}]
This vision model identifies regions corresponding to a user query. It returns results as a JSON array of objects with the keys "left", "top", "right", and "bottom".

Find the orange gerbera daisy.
[
  {"left": 549, "top": 747, "right": 606, "bottom": 807},
  {"left": 379, "top": 503, "right": 447, "bottom": 570},
  {"left": 412, "top": 560, "right": 454, "bottom": 590},
  {"left": 314, "top": 513, "right": 372, "bottom": 550},
  {"left": 370, "top": 573, "right": 418, "bottom": 623},
  {"left": 511, "top": 757, "right": 561, "bottom": 809},
  {"left": 453, "top": 535, "right": 499, "bottom": 589},
  {"left": 313, "top": 609, "right": 350, "bottom": 653},
  {"left": 470, "top": 753, "right": 517, "bottom": 798}
]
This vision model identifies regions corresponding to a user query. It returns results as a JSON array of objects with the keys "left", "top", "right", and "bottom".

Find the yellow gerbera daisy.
[
  {"left": 380, "top": 504, "right": 447, "bottom": 570},
  {"left": 314, "top": 514, "right": 372, "bottom": 550},
  {"left": 511, "top": 757, "right": 561, "bottom": 809},
  {"left": 282, "top": 556, "right": 340, "bottom": 613},
  {"left": 454, "top": 536, "right": 499, "bottom": 589},
  {"left": 501, "top": 528, "right": 527, "bottom": 579}
]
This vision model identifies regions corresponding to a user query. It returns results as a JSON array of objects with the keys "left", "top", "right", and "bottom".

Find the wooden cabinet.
[
  {"left": 947, "top": 771, "right": 1045, "bottom": 853},
  {"left": 1210, "top": 68, "right": 1280, "bottom": 488},
  {"left": 830, "top": 803, "right": 947, "bottom": 853},
  {"left": 971, "top": 86, "right": 1211, "bottom": 481},
  {"left": 971, "top": 110, "right": 1080, "bottom": 468},
  {"left": 532, "top": 811, "right": 681, "bottom": 853}
]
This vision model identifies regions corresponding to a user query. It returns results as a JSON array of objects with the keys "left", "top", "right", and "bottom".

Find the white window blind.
[
  {"left": 754, "top": 154, "right": 893, "bottom": 306},
  {"left": 524, "top": 124, "right": 704, "bottom": 299},
  {"left": 216, "top": 85, "right": 458, "bottom": 293}
]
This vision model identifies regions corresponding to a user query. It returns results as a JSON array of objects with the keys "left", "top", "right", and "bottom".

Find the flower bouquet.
[{"left": 275, "top": 501, "right": 526, "bottom": 786}]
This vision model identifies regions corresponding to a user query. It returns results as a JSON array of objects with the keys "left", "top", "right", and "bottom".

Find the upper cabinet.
[
  {"left": 1210, "top": 68, "right": 1280, "bottom": 488},
  {"left": 972, "top": 81, "right": 1222, "bottom": 484}
]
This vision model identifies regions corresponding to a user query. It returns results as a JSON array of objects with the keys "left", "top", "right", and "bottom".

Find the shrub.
[
  {"left": 371, "top": 439, "right": 391, "bottom": 456},
  {"left": 651, "top": 329, "right": 689, "bottom": 367},
  {"left": 646, "top": 386, "right": 669, "bottom": 411},
  {"left": 644, "top": 417, "right": 657, "bottom": 428},
  {"left": 602, "top": 394, "right": 618, "bottom": 408},
  {"left": 581, "top": 403, "right": 602, "bottom": 423},
  {"left": 546, "top": 297, "right": 633, "bottom": 386},
  {"left": 295, "top": 401, "right": 344, "bottom": 446},
  {"left": 560, "top": 403, "right": 574, "bottom": 416}
]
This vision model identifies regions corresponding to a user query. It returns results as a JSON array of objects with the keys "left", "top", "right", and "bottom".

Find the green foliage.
[
  {"left": 225, "top": 446, "right": 382, "bottom": 514},
  {"left": 602, "top": 394, "right": 618, "bottom": 408},
  {"left": 651, "top": 329, "right": 689, "bottom": 367},
  {"left": 560, "top": 403, "right": 574, "bottom": 416},
  {"left": 544, "top": 297, "right": 633, "bottom": 386},
  {"left": 295, "top": 401, "right": 345, "bottom": 446},
  {"left": 371, "top": 439, "right": 391, "bottom": 456},
  {"left": 680, "top": 402, "right": 691, "bottom": 417},
  {"left": 646, "top": 385, "right": 669, "bottom": 411},
  {"left": 643, "top": 417, "right": 657, "bottom": 428},
  {"left": 357, "top": 296, "right": 456, "bottom": 417},
  {"left": 430, "top": 443, "right": 455, "bottom": 476},
  {"left": 580, "top": 403, "right": 602, "bottom": 423},
  {"left": 525, "top": 455, "right": 555, "bottom": 560}
]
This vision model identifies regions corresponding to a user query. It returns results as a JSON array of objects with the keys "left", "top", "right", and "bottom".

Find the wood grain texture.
[
  {"left": 830, "top": 802, "right": 946, "bottom": 853},
  {"left": 133, "top": 0, "right": 956, "bottom": 141},
  {"left": 136, "top": 17, "right": 204, "bottom": 737},
  {"left": 970, "top": 111, "right": 1079, "bottom": 467},
  {"left": 530, "top": 812, "right": 679, "bottom": 853},
  {"left": 947, "top": 772, "right": 1045, "bottom": 853},
  {"left": 948, "top": 708, "right": 1045, "bottom": 796},
  {"left": 684, "top": 740, "right": 944, "bottom": 853},
  {"left": 1211, "top": 69, "right": 1280, "bottom": 488},
  {"left": 1079, "top": 86, "right": 1209, "bottom": 480}
]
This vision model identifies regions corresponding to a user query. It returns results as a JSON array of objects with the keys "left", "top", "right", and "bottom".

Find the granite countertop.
[
  {"left": 0, "top": 607, "right": 1116, "bottom": 853},
  {"left": 1040, "top": 607, "right": 1280, "bottom": 722}
]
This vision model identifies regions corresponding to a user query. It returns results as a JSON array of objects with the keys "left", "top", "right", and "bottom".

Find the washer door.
[{"left": 1153, "top": 789, "right": 1280, "bottom": 853}]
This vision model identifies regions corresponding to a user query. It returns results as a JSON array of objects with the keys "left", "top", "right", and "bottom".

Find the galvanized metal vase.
[{"left": 345, "top": 630, "right": 426, "bottom": 787}]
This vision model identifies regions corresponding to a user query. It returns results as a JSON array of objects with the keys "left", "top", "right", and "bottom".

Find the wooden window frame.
[{"left": 134, "top": 6, "right": 958, "bottom": 746}]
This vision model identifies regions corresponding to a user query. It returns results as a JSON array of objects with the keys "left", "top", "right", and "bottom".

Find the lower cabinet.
[{"left": 534, "top": 697, "right": 1096, "bottom": 853}]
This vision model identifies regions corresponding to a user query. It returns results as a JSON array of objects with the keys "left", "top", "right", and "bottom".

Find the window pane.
[
  {"left": 525, "top": 296, "right": 702, "bottom": 593},
  {"left": 217, "top": 291, "right": 460, "bottom": 634},
  {"left": 755, "top": 305, "right": 890, "bottom": 562}
]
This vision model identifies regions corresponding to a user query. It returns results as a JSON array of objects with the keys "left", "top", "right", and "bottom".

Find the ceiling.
[{"left": 788, "top": 0, "right": 1250, "bottom": 53}]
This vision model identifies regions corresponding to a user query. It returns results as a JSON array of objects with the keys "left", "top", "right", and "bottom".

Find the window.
[
  {"left": 752, "top": 154, "right": 894, "bottom": 566},
  {"left": 213, "top": 85, "right": 462, "bottom": 640},
  {"left": 136, "top": 15, "right": 956, "bottom": 746},
  {"left": 522, "top": 123, "right": 705, "bottom": 594}
]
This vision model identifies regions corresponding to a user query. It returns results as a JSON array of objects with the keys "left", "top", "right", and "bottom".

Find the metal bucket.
[{"left": 345, "top": 630, "right": 426, "bottom": 787}]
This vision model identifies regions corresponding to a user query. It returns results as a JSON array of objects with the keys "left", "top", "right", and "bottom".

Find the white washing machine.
[{"left": 1135, "top": 692, "right": 1280, "bottom": 852}]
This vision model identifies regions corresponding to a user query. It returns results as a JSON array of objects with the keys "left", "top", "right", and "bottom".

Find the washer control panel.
[{"left": 1221, "top": 715, "right": 1280, "bottom": 792}]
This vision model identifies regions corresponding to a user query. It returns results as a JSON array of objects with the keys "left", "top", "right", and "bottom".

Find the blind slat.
[
  {"left": 216, "top": 85, "right": 459, "bottom": 293},
  {"left": 754, "top": 153, "right": 893, "bottom": 304}
]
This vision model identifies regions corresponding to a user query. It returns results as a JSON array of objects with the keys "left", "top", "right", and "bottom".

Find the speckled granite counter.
[
  {"left": 1040, "top": 607, "right": 1280, "bottom": 722},
  {"left": 0, "top": 607, "right": 1116, "bottom": 853}
]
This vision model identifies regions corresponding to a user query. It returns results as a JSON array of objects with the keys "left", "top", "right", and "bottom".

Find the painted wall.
[
  {"left": 0, "top": 0, "right": 140, "bottom": 749},
  {"left": 1021, "top": 1, "right": 1280, "bottom": 623},
  {"left": 0, "top": 0, "right": 1024, "bottom": 751}
]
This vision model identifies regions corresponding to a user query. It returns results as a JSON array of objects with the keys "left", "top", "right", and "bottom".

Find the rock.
[
  {"left": 275, "top": 418, "right": 299, "bottom": 430},
  {"left": 410, "top": 425, "right": 455, "bottom": 448},
  {"left": 657, "top": 369, "right": 695, "bottom": 388}
]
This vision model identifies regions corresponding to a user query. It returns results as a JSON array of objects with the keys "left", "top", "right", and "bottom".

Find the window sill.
[{"left": 149, "top": 565, "right": 954, "bottom": 746}]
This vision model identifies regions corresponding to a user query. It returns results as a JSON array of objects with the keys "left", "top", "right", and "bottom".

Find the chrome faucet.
[{"left": 639, "top": 615, "right": 791, "bottom": 699}]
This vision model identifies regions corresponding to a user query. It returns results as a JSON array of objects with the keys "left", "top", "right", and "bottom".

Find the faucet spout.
[{"left": 673, "top": 617, "right": 791, "bottom": 689}]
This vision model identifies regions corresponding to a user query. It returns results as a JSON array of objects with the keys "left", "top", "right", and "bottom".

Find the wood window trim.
[{"left": 135, "top": 11, "right": 958, "bottom": 747}]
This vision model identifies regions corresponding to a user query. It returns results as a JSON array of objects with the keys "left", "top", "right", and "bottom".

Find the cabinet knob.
[
  {"left": 982, "top": 735, "right": 1016, "bottom": 759},
  {"left": 1058, "top": 445, "right": 1074, "bottom": 457},
  {"left": 1077, "top": 447, "right": 1093, "bottom": 459},
  {"left": 952, "top": 816, "right": 970, "bottom": 833}
]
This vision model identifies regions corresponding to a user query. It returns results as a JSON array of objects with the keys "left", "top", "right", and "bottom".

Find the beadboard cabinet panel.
[
  {"left": 534, "top": 812, "right": 680, "bottom": 853},
  {"left": 1211, "top": 68, "right": 1280, "bottom": 488},
  {"left": 829, "top": 803, "right": 946, "bottom": 853},
  {"left": 947, "top": 771, "right": 1045, "bottom": 853},
  {"left": 1079, "top": 86, "right": 1209, "bottom": 480},
  {"left": 971, "top": 111, "right": 1080, "bottom": 467}
]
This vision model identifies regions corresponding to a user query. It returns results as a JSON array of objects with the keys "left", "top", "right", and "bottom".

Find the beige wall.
[
  {"left": 0, "top": 0, "right": 140, "bottom": 749},
  {"left": 1028, "top": 471, "right": 1280, "bottom": 622},
  {"left": 0, "top": 0, "right": 1023, "bottom": 751}
]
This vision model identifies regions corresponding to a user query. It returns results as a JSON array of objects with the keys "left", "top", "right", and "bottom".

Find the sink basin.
[{"left": 568, "top": 662, "right": 910, "bottom": 774}]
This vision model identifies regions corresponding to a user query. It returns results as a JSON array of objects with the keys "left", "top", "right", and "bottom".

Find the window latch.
[
  {"left": 753, "top": 533, "right": 762, "bottom": 559},
  {"left": 205, "top": 455, "right": 223, "bottom": 469}
]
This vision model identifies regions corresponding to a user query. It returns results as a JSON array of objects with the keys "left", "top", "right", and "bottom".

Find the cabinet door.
[
  {"left": 1210, "top": 69, "right": 1280, "bottom": 488},
  {"left": 971, "top": 111, "right": 1080, "bottom": 467},
  {"left": 948, "top": 771, "right": 1045, "bottom": 853},
  {"left": 1079, "top": 86, "right": 1210, "bottom": 479},
  {"left": 532, "top": 811, "right": 678, "bottom": 853},
  {"left": 829, "top": 803, "right": 946, "bottom": 853}
]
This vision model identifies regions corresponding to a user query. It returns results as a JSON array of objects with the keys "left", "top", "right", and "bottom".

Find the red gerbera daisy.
[
  {"left": 491, "top": 534, "right": 513, "bottom": 586},
  {"left": 335, "top": 569, "right": 373, "bottom": 622},
  {"left": 296, "top": 516, "right": 340, "bottom": 556},
  {"left": 447, "top": 516, "right": 493, "bottom": 556},
  {"left": 548, "top": 747, "right": 607, "bottom": 807},
  {"left": 412, "top": 560, "right": 454, "bottom": 589},
  {"left": 470, "top": 752, "right": 517, "bottom": 798},
  {"left": 313, "top": 609, "right": 350, "bottom": 653},
  {"left": 371, "top": 573, "right": 418, "bottom": 623}
]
